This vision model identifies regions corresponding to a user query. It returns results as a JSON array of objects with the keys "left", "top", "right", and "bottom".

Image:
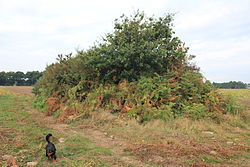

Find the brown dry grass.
[
  {"left": 46, "top": 97, "right": 61, "bottom": 116},
  {"left": 3, "top": 86, "right": 34, "bottom": 97}
]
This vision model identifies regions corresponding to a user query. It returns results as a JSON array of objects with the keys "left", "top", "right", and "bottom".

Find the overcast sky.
[{"left": 0, "top": 0, "right": 249, "bottom": 82}]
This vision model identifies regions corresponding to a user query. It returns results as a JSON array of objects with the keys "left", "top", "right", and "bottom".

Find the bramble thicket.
[{"left": 33, "top": 11, "right": 240, "bottom": 123}]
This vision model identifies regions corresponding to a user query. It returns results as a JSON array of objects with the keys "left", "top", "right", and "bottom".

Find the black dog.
[{"left": 45, "top": 133, "right": 57, "bottom": 162}]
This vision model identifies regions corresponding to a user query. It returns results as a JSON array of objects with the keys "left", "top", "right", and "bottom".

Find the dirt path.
[
  {"left": 29, "top": 109, "right": 149, "bottom": 167},
  {"left": 5, "top": 86, "right": 150, "bottom": 167}
]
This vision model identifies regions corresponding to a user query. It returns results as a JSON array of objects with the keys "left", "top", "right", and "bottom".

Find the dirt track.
[{"left": 3, "top": 86, "right": 149, "bottom": 167}]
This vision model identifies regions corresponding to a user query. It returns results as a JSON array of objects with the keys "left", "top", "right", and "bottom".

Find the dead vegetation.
[{"left": 3, "top": 86, "right": 34, "bottom": 97}]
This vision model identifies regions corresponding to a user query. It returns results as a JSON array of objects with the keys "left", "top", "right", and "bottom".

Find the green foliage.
[
  {"left": 84, "top": 11, "right": 192, "bottom": 83},
  {"left": 33, "top": 54, "right": 87, "bottom": 98},
  {"left": 56, "top": 73, "right": 231, "bottom": 122},
  {"left": 67, "top": 80, "right": 94, "bottom": 102},
  {"left": 182, "top": 103, "right": 209, "bottom": 120},
  {"left": 202, "top": 156, "right": 222, "bottom": 163},
  {"left": 32, "top": 95, "right": 47, "bottom": 112}
]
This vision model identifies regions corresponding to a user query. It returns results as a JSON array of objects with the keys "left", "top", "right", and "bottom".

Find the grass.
[
  {"left": 219, "top": 89, "right": 250, "bottom": 100},
  {"left": 1, "top": 87, "right": 250, "bottom": 166},
  {"left": 72, "top": 89, "right": 250, "bottom": 166},
  {"left": 0, "top": 87, "right": 114, "bottom": 167},
  {"left": 202, "top": 155, "right": 222, "bottom": 163}
]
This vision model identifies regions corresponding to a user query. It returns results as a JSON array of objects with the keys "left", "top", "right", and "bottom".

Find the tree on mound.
[
  {"left": 33, "top": 11, "right": 236, "bottom": 122},
  {"left": 82, "top": 11, "right": 197, "bottom": 84}
]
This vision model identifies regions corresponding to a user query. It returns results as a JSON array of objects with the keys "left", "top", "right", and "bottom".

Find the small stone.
[
  {"left": 68, "top": 116, "right": 74, "bottom": 120},
  {"left": 202, "top": 131, "right": 214, "bottom": 135},
  {"left": 110, "top": 135, "right": 114, "bottom": 139},
  {"left": 209, "top": 151, "right": 217, "bottom": 155},
  {"left": 104, "top": 132, "right": 108, "bottom": 136},
  {"left": 154, "top": 155, "right": 164, "bottom": 163},
  {"left": 227, "top": 141, "right": 234, "bottom": 145},
  {"left": 27, "top": 161, "right": 38, "bottom": 166},
  {"left": 59, "top": 138, "right": 65, "bottom": 143},
  {"left": 2, "top": 155, "right": 12, "bottom": 160},
  {"left": 19, "top": 149, "right": 28, "bottom": 154}
]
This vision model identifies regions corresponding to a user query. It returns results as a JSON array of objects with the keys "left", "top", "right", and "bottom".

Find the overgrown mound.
[{"left": 33, "top": 11, "right": 235, "bottom": 122}]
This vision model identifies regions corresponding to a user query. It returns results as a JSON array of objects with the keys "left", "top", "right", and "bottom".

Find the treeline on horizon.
[
  {"left": 213, "top": 81, "right": 248, "bottom": 89},
  {"left": 0, "top": 71, "right": 43, "bottom": 86}
]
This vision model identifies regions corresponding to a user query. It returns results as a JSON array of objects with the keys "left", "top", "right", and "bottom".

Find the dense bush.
[
  {"left": 33, "top": 11, "right": 237, "bottom": 122},
  {"left": 82, "top": 12, "right": 195, "bottom": 83}
]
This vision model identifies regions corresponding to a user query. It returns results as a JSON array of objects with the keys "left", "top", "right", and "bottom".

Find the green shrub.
[
  {"left": 182, "top": 103, "right": 209, "bottom": 120},
  {"left": 32, "top": 95, "right": 47, "bottom": 112}
]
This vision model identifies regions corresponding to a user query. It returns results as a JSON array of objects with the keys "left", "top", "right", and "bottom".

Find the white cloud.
[{"left": 0, "top": 0, "right": 249, "bottom": 82}]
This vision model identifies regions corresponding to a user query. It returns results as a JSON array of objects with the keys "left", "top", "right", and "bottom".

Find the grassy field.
[
  {"left": 219, "top": 89, "right": 250, "bottom": 109},
  {"left": 0, "top": 87, "right": 128, "bottom": 167},
  {"left": 219, "top": 89, "right": 250, "bottom": 99},
  {"left": 0, "top": 87, "right": 250, "bottom": 167}
]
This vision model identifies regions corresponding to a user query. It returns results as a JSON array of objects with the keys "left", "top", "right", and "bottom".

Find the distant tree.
[
  {"left": 0, "top": 72, "right": 7, "bottom": 85},
  {"left": 25, "top": 71, "right": 43, "bottom": 85},
  {"left": 13, "top": 71, "right": 25, "bottom": 85},
  {"left": 5, "top": 72, "right": 15, "bottom": 85},
  {"left": 213, "top": 81, "right": 246, "bottom": 89},
  {"left": 0, "top": 71, "right": 43, "bottom": 86}
]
